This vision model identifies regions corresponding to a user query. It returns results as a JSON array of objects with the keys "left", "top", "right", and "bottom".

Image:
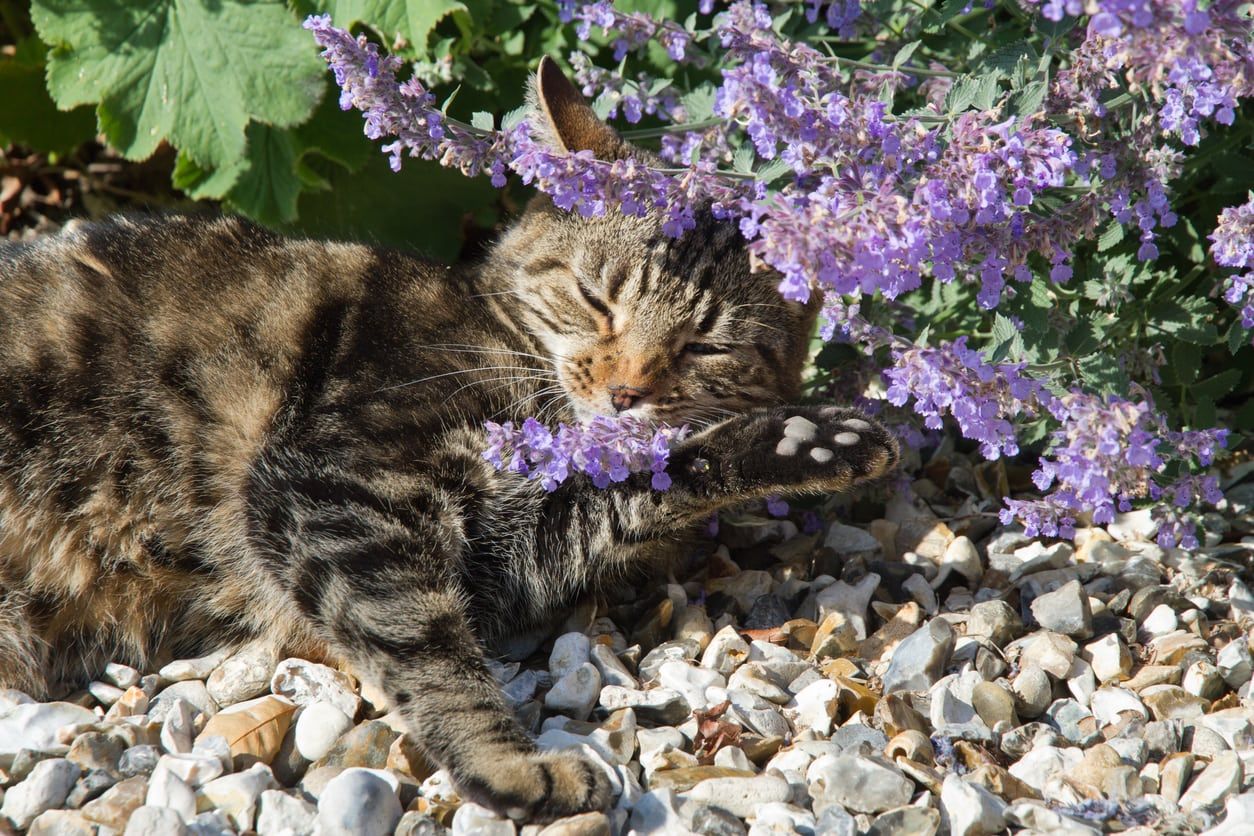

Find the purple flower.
[{"left": 483, "top": 415, "right": 689, "bottom": 492}]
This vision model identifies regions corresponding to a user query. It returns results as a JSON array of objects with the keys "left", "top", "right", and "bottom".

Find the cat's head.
[{"left": 491, "top": 58, "right": 818, "bottom": 427}]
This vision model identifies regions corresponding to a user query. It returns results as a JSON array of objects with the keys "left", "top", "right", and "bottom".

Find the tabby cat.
[{"left": 0, "top": 58, "right": 897, "bottom": 820}]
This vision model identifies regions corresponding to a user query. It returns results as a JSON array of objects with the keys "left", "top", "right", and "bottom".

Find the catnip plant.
[{"left": 307, "top": 0, "right": 1251, "bottom": 546}]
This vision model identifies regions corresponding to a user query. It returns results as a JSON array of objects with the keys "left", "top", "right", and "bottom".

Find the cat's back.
[{"left": 0, "top": 214, "right": 454, "bottom": 604}]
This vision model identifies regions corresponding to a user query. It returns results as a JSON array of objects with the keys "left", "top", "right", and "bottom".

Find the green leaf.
[
  {"left": 0, "top": 39, "right": 97, "bottom": 154},
  {"left": 944, "top": 73, "right": 1000, "bottom": 115},
  {"left": 892, "top": 41, "right": 921, "bottom": 70},
  {"left": 986, "top": 312, "right": 1024, "bottom": 363},
  {"left": 680, "top": 85, "right": 717, "bottom": 123},
  {"left": 1228, "top": 322, "right": 1252, "bottom": 355},
  {"left": 290, "top": 78, "right": 374, "bottom": 174},
  {"left": 317, "top": 0, "right": 467, "bottom": 53},
  {"left": 1096, "top": 220, "right": 1125, "bottom": 252},
  {"left": 922, "top": 0, "right": 972, "bottom": 34},
  {"left": 224, "top": 123, "right": 303, "bottom": 225},
  {"left": 290, "top": 153, "right": 496, "bottom": 261},
  {"left": 1149, "top": 297, "right": 1220, "bottom": 345},
  {"left": 172, "top": 149, "right": 242, "bottom": 199},
  {"left": 1077, "top": 352, "right": 1129, "bottom": 396},
  {"left": 1191, "top": 368, "right": 1241, "bottom": 402},
  {"left": 1008, "top": 79, "right": 1047, "bottom": 118},
  {"left": 470, "top": 111, "right": 494, "bottom": 132},
  {"left": 33, "top": 0, "right": 324, "bottom": 170}
]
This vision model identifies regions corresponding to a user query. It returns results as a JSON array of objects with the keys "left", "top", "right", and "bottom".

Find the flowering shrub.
[
  {"left": 10, "top": 1, "right": 1249, "bottom": 543},
  {"left": 302, "top": 0, "right": 1252, "bottom": 546}
]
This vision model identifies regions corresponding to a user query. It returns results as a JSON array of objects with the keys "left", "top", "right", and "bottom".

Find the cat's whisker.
[
  {"left": 376, "top": 364, "right": 557, "bottom": 394},
  {"left": 416, "top": 343, "right": 568, "bottom": 364}
]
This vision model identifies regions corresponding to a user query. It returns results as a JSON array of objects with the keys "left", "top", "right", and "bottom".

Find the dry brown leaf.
[{"left": 196, "top": 694, "right": 296, "bottom": 766}]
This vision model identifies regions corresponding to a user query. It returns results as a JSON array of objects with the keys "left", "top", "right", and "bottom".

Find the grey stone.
[
  {"left": 599, "top": 686, "right": 690, "bottom": 725},
  {"left": 941, "top": 774, "right": 1007, "bottom": 836},
  {"left": 65, "top": 769, "right": 118, "bottom": 808},
  {"left": 149, "top": 681, "right": 218, "bottom": 724},
  {"left": 807, "top": 754, "right": 913, "bottom": 814},
  {"left": 688, "top": 804, "right": 747, "bottom": 836},
  {"left": 881, "top": 619, "right": 955, "bottom": 693},
  {"left": 683, "top": 774, "right": 790, "bottom": 818},
  {"left": 256, "top": 789, "right": 316, "bottom": 836},
  {"left": 119, "top": 745, "right": 162, "bottom": 779},
  {"left": 549, "top": 633, "right": 592, "bottom": 681},
  {"left": 867, "top": 807, "right": 940, "bottom": 836},
  {"left": 1030, "top": 581, "right": 1093, "bottom": 639},
  {"left": 1, "top": 758, "right": 82, "bottom": 829},
  {"left": 545, "top": 664, "right": 601, "bottom": 721},
  {"left": 966, "top": 601, "right": 1022, "bottom": 646}
]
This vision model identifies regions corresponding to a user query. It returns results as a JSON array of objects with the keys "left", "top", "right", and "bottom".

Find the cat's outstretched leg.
[
  {"left": 247, "top": 458, "right": 613, "bottom": 822},
  {"left": 653, "top": 405, "right": 899, "bottom": 519}
]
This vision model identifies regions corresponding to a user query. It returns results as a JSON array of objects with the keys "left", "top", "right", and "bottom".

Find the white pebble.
[{"left": 294, "top": 701, "right": 354, "bottom": 762}]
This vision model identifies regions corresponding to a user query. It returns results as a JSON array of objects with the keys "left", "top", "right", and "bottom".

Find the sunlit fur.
[{"left": 0, "top": 61, "right": 896, "bottom": 822}]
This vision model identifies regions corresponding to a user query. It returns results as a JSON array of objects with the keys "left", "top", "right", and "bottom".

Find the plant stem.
[
  {"left": 620, "top": 117, "right": 724, "bottom": 139},
  {"left": 820, "top": 54, "right": 958, "bottom": 78}
]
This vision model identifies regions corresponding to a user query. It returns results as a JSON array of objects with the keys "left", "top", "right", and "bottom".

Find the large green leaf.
[
  {"left": 316, "top": 0, "right": 477, "bottom": 51},
  {"left": 32, "top": 0, "right": 324, "bottom": 169},
  {"left": 289, "top": 152, "right": 497, "bottom": 261},
  {"left": 0, "top": 39, "right": 96, "bottom": 154}
]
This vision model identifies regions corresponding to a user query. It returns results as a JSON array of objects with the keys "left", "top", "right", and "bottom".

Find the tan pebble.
[{"left": 885, "top": 730, "right": 933, "bottom": 765}]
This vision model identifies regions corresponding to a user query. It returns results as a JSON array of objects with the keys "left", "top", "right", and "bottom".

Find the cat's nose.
[{"left": 609, "top": 384, "right": 651, "bottom": 412}]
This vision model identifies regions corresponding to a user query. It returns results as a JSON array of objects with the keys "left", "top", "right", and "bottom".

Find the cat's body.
[{"left": 0, "top": 60, "right": 898, "bottom": 820}]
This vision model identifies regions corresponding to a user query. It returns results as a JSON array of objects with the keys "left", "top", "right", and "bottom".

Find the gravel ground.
[{"left": 2, "top": 453, "right": 1253, "bottom": 836}]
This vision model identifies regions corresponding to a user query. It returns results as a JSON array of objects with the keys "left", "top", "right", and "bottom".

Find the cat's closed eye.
[
  {"left": 682, "top": 342, "right": 728, "bottom": 355},
  {"left": 576, "top": 283, "right": 613, "bottom": 326}
]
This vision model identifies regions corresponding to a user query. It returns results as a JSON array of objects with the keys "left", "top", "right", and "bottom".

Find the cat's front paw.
[
  {"left": 732, "top": 405, "right": 899, "bottom": 495},
  {"left": 454, "top": 750, "right": 614, "bottom": 823}
]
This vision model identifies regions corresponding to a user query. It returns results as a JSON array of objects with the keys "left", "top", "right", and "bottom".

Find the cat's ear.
[{"left": 533, "top": 56, "right": 623, "bottom": 159}]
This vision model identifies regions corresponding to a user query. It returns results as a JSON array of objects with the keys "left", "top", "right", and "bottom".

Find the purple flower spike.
[{"left": 483, "top": 415, "right": 689, "bottom": 492}]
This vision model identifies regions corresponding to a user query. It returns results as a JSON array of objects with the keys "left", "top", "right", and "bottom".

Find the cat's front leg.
[
  {"left": 658, "top": 405, "right": 900, "bottom": 517},
  {"left": 247, "top": 456, "right": 613, "bottom": 822}
]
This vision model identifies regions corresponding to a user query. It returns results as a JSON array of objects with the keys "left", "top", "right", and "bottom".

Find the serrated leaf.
[
  {"left": 732, "top": 146, "right": 755, "bottom": 174},
  {"left": 501, "top": 105, "right": 528, "bottom": 131},
  {"left": 944, "top": 73, "right": 999, "bottom": 114},
  {"left": 290, "top": 152, "right": 496, "bottom": 261},
  {"left": 987, "top": 313, "right": 1025, "bottom": 362},
  {"left": 1192, "top": 368, "right": 1241, "bottom": 401},
  {"left": 470, "top": 111, "right": 494, "bottom": 132},
  {"left": 892, "top": 41, "right": 921, "bottom": 69},
  {"left": 754, "top": 158, "right": 792, "bottom": 185},
  {"left": 33, "top": 0, "right": 323, "bottom": 171},
  {"left": 1008, "top": 79, "right": 1047, "bottom": 117},
  {"left": 1228, "top": 321, "right": 1252, "bottom": 355},
  {"left": 680, "top": 86, "right": 717, "bottom": 123},
  {"left": 1078, "top": 352, "right": 1129, "bottom": 395},
  {"left": 1150, "top": 297, "right": 1220, "bottom": 345},
  {"left": 291, "top": 78, "right": 373, "bottom": 174},
  {"left": 1097, "top": 220, "right": 1125, "bottom": 252},
  {"left": 225, "top": 123, "right": 303, "bottom": 225},
  {"left": 172, "top": 149, "right": 242, "bottom": 199},
  {"left": 317, "top": 0, "right": 467, "bottom": 53}
]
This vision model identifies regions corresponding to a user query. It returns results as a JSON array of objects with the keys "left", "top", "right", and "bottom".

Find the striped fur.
[{"left": 0, "top": 62, "right": 898, "bottom": 820}]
